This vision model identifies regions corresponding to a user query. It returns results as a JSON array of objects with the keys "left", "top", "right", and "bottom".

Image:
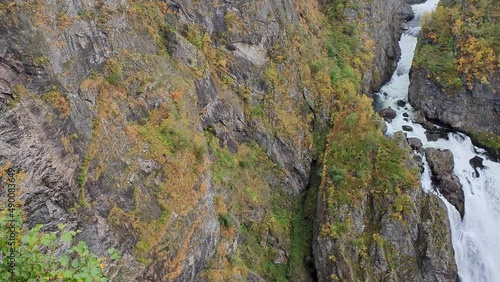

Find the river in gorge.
[{"left": 373, "top": 0, "right": 500, "bottom": 281}]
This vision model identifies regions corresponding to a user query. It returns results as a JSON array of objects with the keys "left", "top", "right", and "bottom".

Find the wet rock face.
[
  {"left": 425, "top": 127, "right": 450, "bottom": 142},
  {"left": 425, "top": 148, "right": 465, "bottom": 218},
  {"left": 411, "top": 111, "right": 452, "bottom": 142},
  {"left": 402, "top": 125, "right": 413, "bottom": 131},
  {"left": 469, "top": 156, "right": 484, "bottom": 177}
]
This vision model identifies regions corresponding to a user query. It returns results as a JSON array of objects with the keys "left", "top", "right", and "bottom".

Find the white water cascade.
[{"left": 374, "top": 0, "right": 500, "bottom": 281}]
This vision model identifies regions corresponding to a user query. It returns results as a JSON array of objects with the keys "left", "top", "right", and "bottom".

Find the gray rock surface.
[
  {"left": 425, "top": 148, "right": 465, "bottom": 218},
  {"left": 409, "top": 68, "right": 500, "bottom": 141},
  {"left": 0, "top": 1, "right": 219, "bottom": 280},
  {"left": 379, "top": 107, "right": 397, "bottom": 121},
  {"left": 314, "top": 133, "right": 458, "bottom": 281},
  {"left": 0, "top": 0, "right": 457, "bottom": 281},
  {"left": 469, "top": 155, "right": 484, "bottom": 178},
  {"left": 407, "top": 137, "right": 423, "bottom": 151},
  {"left": 405, "top": 0, "right": 427, "bottom": 4},
  {"left": 402, "top": 125, "right": 413, "bottom": 131},
  {"left": 356, "top": 0, "right": 414, "bottom": 95}
]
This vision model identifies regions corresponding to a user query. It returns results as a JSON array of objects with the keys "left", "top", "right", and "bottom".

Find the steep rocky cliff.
[
  {"left": 313, "top": 121, "right": 458, "bottom": 281},
  {"left": 356, "top": 0, "right": 413, "bottom": 95},
  {"left": 409, "top": 68, "right": 500, "bottom": 158},
  {"left": 0, "top": 0, "right": 456, "bottom": 280}
]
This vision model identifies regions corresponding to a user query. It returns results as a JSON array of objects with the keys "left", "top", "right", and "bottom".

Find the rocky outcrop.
[
  {"left": 321, "top": 0, "right": 413, "bottom": 95},
  {"left": 165, "top": 0, "right": 312, "bottom": 195},
  {"left": 425, "top": 148, "right": 465, "bottom": 218},
  {"left": 356, "top": 0, "right": 413, "bottom": 95},
  {"left": 409, "top": 68, "right": 500, "bottom": 142},
  {"left": 407, "top": 137, "right": 423, "bottom": 151},
  {"left": 411, "top": 110, "right": 452, "bottom": 142},
  {"left": 315, "top": 191, "right": 458, "bottom": 282},
  {"left": 314, "top": 132, "right": 458, "bottom": 281}
]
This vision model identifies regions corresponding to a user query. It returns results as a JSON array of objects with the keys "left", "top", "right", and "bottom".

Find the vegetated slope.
[
  {"left": 0, "top": 0, "right": 455, "bottom": 281},
  {"left": 409, "top": 0, "right": 500, "bottom": 159}
]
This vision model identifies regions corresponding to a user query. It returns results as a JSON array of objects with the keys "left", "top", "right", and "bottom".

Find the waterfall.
[{"left": 374, "top": 0, "right": 500, "bottom": 281}]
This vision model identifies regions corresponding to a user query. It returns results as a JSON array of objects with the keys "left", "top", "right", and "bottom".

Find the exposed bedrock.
[
  {"left": 314, "top": 132, "right": 458, "bottom": 282},
  {"left": 0, "top": 0, "right": 459, "bottom": 280},
  {"left": 409, "top": 68, "right": 500, "bottom": 158},
  {"left": 425, "top": 148, "right": 465, "bottom": 218}
]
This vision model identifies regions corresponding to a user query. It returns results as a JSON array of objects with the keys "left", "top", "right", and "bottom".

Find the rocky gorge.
[
  {"left": 374, "top": 0, "right": 500, "bottom": 280},
  {"left": 0, "top": 0, "right": 488, "bottom": 281}
]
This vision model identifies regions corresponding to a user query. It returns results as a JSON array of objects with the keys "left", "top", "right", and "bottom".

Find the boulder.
[
  {"left": 469, "top": 156, "right": 484, "bottom": 177},
  {"left": 402, "top": 125, "right": 413, "bottom": 132},
  {"left": 425, "top": 132, "right": 439, "bottom": 142},
  {"left": 425, "top": 148, "right": 454, "bottom": 177},
  {"left": 405, "top": 0, "right": 426, "bottom": 4},
  {"left": 403, "top": 112, "right": 409, "bottom": 117},
  {"left": 425, "top": 148, "right": 465, "bottom": 218},
  {"left": 407, "top": 137, "right": 423, "bottom": 151},
  {"left": 379, "top": 107, "right": 397, "bottom": 122},
  {"left": 469, "top": 155, "right": 484, "bottom": 169},
  {"left": 397, "top": 100, "right": 407, "bottom": 107},
  {"left": 420, "top": 121, "right": 436, "bottom": 131}
]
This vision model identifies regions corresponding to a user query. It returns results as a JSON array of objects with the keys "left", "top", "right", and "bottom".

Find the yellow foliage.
[
  {"left": 42, "top": 88, "right": 71, "bottom": 117},
  {"left": 456, "top": 35, "right": 497, "bottom": 89},
  {"left": 165, "top": 220, "right": 201, "bottom": 281},
  {"left": 224, "top": 11, "right": 243, "bottom": 32},
  {"left": 417, "top": 0, "right": 499, "bottom": 90}
]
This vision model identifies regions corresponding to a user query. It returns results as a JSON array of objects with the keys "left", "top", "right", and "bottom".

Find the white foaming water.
[{"left": 375, "top": 0, "right": 500, "bottom": 281}]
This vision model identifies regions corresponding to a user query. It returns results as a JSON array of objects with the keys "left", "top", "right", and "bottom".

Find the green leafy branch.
[{"left": 0, "top": 210, "right": 121, "bottom": 281}]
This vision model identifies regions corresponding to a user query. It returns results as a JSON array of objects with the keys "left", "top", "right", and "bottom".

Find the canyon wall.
[{"left": 0, "top": 0, "right": 456, "bottom": 280}]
